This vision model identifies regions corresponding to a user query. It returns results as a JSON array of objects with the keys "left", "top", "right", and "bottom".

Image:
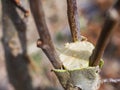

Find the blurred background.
[{"left": 0, "top": 0, "right": 120, "bottom": 90}]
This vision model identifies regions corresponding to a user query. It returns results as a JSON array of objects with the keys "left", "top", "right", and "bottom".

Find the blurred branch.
[
  {"left": 89, "top": 0, "right": 120, "bottom": 66},
  {"left": 10, "top": 0, "right": 29, "bottom": 17},
  {"left": 29, "top": 0, "right": 63, "bottom": 69},
  {"left": 2, "top": 0, "right": 33, "bottom": 90},
  {"left": 102, "top": 78, "right": 120, "bottom": 84},
  {"left": 114, "top": 0, "right": 120, "bottom": 11},
  {"left": 67, "top": 0, "right": 81, "bottom": 42}
]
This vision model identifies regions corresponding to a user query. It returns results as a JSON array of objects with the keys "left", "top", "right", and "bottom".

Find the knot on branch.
[
  {"left": 37, "top": 39, "right": 43, "bottom": 48},
  {"left": 37, "top": 39, "right": 50, "bottom": 50}
]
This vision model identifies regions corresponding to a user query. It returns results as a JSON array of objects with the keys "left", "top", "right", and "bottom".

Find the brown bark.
[
  {"left": 2, "top": 0, "right": 33, "bottom": 90},
  {"left": 67, "top": 0, "right": 81, "bottom": 42},
  {"left": 29, "top": 0, "right": 63, "bottom": 69},
  {"left": 89, "top": 0, "right": 120, "bottom": 66},
  {"left": 29, "top": 0, "right": 73, "bottom": 89},
  {"left": 10, "top": 0, "right": 29, "bottom": 17}
]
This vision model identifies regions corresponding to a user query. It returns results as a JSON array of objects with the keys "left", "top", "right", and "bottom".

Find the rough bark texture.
[
  {"left": 67, "top": 0, "right": 81, "bottom": 42},
  {"left": 2, "top": 0, "right": 33, "bottom": 90}
]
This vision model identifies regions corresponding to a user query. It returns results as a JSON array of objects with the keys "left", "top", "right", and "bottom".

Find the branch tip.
[{"left": 11, "top": 0, "right": 30, "bottom": 17}]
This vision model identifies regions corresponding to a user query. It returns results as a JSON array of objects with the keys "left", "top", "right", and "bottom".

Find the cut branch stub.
[
  {"left": 67, "top": 0, "right": 81, "bottom": 42},
  {"left": 54, "top": 41, "right": 101, "bottom": 90}
]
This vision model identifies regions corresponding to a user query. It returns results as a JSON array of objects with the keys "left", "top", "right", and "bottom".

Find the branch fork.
[{"left": 30, "top": 0, "right": 120, "bottom": 89}]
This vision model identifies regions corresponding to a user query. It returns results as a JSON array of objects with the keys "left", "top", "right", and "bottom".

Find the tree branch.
[
  {"left": 89, "top": 0, "right": 120, "bottom": 66},
  {"left": 67, "top": 0, "right": 81, "bottom": 42},
  {"left": 102, "top": 78, "right": 120, "bottom": 84},
  {"left": 10, "top": 0, "right": 29, "bottom": 17},
  {"left": 2, "top": 0, "right": 33, "bottom": 90},
  {"left": 29, "top": 0, "right": 63, "bottom": 69}
]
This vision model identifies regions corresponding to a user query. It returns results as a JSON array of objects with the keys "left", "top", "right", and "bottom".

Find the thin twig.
[
  {"left": 10, "top": 0, "right": 29, "bottom": 17},
  {"left": 102, "top": 78, "right": 120, "bottom": 84},
  {"left": 29, "top": 0, "right": 63, "bottom": 69},
  {"left": 89, "top": 0, "right": 120, "bottom": 66},
  {"left": 67, "top": 0, "right": 81, "bottom": 42}
]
